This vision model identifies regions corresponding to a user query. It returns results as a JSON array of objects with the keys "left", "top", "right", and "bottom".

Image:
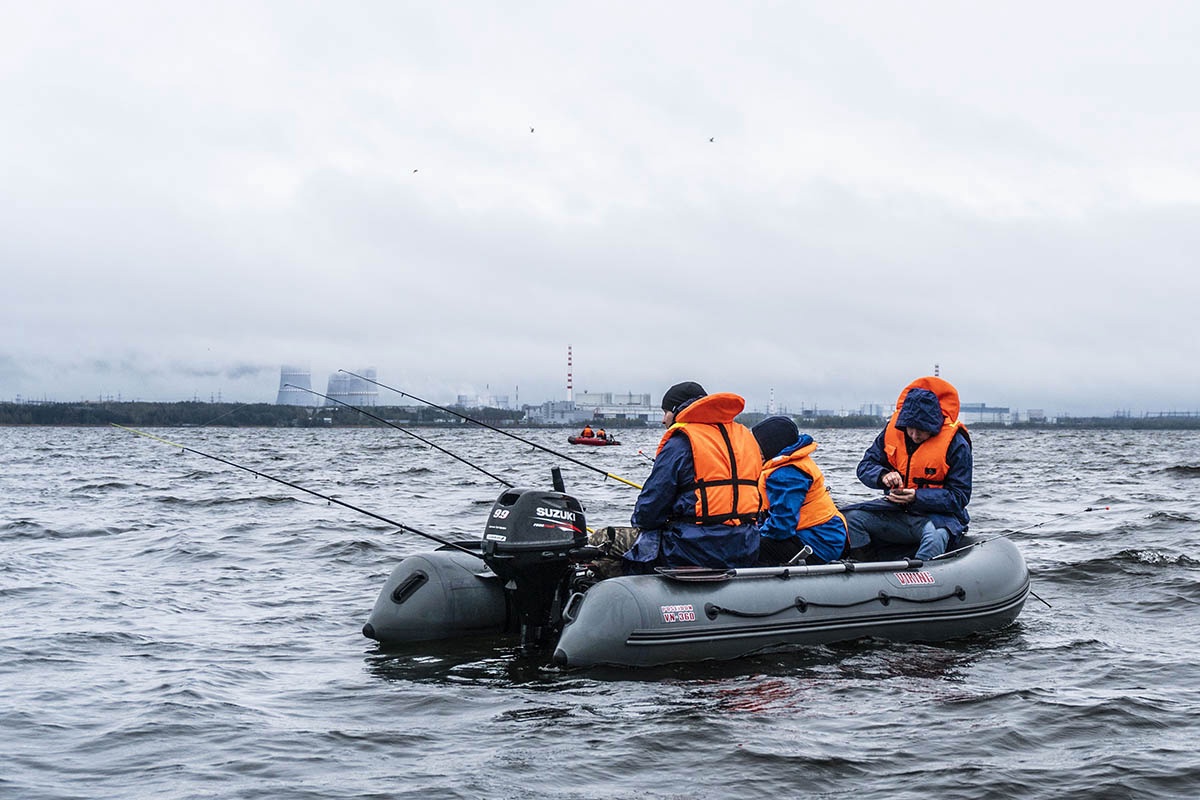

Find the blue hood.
[
  {"left": 895, "top": 388, "right": 944, "bottom": 433},
  {"left": 778, "top": 433, "right": 815, "bottom": 458}
]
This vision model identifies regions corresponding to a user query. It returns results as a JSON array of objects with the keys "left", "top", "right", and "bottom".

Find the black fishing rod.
[
  {"left": 111, "top": 423, "right": 485, "bottom": 560},
  {"left": 284, "top": 384, "right": 513, "bottom": 488},
  {"left": 933, "top": 505, "right": 1111, "bottom": 560},
  {"left": 340, "top": 369, "right": 645, "bottom": 490}
]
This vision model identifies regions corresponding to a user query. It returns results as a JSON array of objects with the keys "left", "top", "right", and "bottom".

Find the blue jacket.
[
  {"left": 626, "top": 432, "right": 759, "bottom": 571},
  {"left": 851, "top": 424, "right": 972, "bottom": 536},
  {"left": 755, "top": 435, "right": 848, "bottom": 563}
]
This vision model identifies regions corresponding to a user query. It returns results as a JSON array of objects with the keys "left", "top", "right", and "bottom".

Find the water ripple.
[{"left": 2, "top": 426, "right": 1199, "bottom": 799}]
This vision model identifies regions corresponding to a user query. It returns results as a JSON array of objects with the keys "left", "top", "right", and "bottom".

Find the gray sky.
[{"left": 3, "top": 1, "right": 1198, "bottom": 416}]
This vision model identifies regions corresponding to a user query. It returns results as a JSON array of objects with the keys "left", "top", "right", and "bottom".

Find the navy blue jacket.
[
  {"left": 626, "top": 432, "right": 758, "bottom": 571},
  {"left": 852, "top": 423, "right": 973, "bottom": 536}
]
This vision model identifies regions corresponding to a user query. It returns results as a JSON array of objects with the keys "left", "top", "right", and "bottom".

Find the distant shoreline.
[{"left": 2, "top": 401, "right": 1199, "bottom": 430}]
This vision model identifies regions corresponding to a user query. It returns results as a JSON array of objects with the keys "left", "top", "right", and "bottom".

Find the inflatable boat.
[
  {"left": 567, "top": 435, "right": 621, "bottom": 446},
  {"left": 362, "top": 488, "right": 1030, "bottom": 668}
]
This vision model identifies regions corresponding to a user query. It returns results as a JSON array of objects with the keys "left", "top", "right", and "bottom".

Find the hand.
[
  {"left": 885, "top": 488, "right": 916, "bottom": 505},
  {"left": 881, "top": 471, "right": 903, "bottom": 490}
]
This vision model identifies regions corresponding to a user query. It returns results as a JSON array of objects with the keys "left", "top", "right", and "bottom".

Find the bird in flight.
[
  {"left": 530, "top": 126, "right": 535, "bottom": 133},
  {"left": 709, "top": 137, "right": 714, "bottom": 142}
]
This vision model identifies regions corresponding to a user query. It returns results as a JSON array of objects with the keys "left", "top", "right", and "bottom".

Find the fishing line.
[
  {"left": 284, "top": 384, "right": 514, "bottom": 488},
  {"left": 111, "top": 423, "right": 485, "bottom": 560},
  {"left": 288, "top": 386, "right": 609, "bottom": 532},
  {"left": 933, "top": 505, "right": 1111, "bottom": 559},
  {"left": 339, "top": 369, "right": 644, "bottom": 490},
  {"left": 197, "top": 402, "right": 250, "bottom": 427}
]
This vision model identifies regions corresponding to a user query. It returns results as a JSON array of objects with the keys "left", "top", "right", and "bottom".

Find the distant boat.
[{"left": 568, "top": 435, "right": 621, "bottom": 446}]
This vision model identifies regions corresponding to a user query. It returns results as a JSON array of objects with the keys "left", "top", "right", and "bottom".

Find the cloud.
[{"left": 2, "top": 2, "right": 1198, "bottom": 415}]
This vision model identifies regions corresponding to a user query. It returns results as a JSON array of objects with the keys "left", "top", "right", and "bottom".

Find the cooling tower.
[
  {"left": 325, "top": 367, "right": 379, "bottom": 407},
  {"left": 276, "top": 365, "right": 315, "bottom": 406}
]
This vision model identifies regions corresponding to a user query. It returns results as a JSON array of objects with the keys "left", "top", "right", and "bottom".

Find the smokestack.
[{"left": 567, "top": 345, "right": 574, "bottom": 403}]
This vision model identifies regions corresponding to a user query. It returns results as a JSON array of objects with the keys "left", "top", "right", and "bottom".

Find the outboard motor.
[{"left": 481, "top": 487, "right": 587, "bottom": 653}]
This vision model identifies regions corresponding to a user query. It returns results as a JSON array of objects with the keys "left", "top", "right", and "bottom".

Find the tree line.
[
  {"left": 3, "top": 401, "right": 1197, "bottom": 429},
  {"left": 0, "top": 402, "right": 524, "bottom": 427}
]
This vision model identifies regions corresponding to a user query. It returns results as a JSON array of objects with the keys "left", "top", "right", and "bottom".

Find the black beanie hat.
[
  {"left": 752, "top": 415, "right": 799, "bottom": 460},
  {"left": 661, "top": 381, "right": 707, "bottom": 413}
]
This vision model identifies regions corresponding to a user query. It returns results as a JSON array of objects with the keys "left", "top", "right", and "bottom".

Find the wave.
[
  {"left": 70, "top": 481, "right": 139, "bottom": 492},
  {"left": 1159, "top": 465, "right": 1200, "bottom": 477},
  {"left": 1145, "top": 509, "right": 1198, "bottom": 522},
  {"left": 1036, "top": 549, "right": 1200, "bottom": 582},
  {"left": 7, "top": 426, "right": 1200, "bottom": 800},
  {"left": 1117, "top": 548, "right": 1200, "bottom": 567},
  {"left": 314, "top": 539, "right": 389, "bottom": 558},
  {"left": 0, "top": 521, "right": 133, "bottom": 540},
  {"left": 152, "top": 494, "right": 303, "bottom": 507}
]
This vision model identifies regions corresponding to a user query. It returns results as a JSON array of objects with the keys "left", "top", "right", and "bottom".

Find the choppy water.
[{"left": 3, "top": 424, "right": 1199, "bottom": 799}]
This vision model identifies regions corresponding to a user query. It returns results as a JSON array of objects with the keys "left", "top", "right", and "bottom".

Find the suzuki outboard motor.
[{"left": 481, "top": 487, "right": 586, "bottom": 653}]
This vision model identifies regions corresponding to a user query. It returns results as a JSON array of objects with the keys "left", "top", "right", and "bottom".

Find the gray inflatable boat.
[
  {"left": 362, "top": 487, "right": 1030, "bottom": 668},
  {"left": 552, "top": 536, "right": 1028, "bottom": 667}
]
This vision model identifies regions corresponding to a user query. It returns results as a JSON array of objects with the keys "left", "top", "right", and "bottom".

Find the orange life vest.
[
  {"left": 883, "top": 377, "right": 970, "bottom": 489},
  {"left": 656, "top": 393, "right": 762, "bottom": 525},
  {"left": 758, "top": 440, "right": 846, "bottom": 531}
]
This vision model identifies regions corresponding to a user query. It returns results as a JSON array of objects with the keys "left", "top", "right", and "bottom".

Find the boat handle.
[{"left": 561, "top": 592, "right": 585, "bottom": 623}]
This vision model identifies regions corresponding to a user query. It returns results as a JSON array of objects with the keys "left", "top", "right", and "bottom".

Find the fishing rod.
[
  {"left": 111, "top": 423, "right": 485, "bottom": 560},
  {"left": 636, "top": 449, "right": 654, "bottom": 463},
  {"left": 933, "top": 505, "right": 1111, "bottom": 560},
  {"left": 340, "top": 369, "right": 645, "bottom": 490},
  {"left": 292, "top": 384, "right": 607, "bottom": 533},
  {"left": 285, "top": 384, "right": 513, "bottom": 488}
]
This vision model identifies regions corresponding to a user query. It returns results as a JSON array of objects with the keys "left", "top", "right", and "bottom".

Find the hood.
[
  {"left": 776, "top": 433, "right": 816, "bottom": 461},
  {"left": 674, "top": 392, "right": 746, "bottom": 425},
  {"left": 894, "top": 387, "right": 945, "bottom": 433}
]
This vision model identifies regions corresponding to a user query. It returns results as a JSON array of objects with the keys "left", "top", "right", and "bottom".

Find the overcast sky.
[{"left": 3, "top": 1, "right": 1197, "bottom": 416}]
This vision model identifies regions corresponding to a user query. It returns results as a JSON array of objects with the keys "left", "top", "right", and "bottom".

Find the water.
[{"left": 3, "top": 425, "right": 1199, "bottom": 799}]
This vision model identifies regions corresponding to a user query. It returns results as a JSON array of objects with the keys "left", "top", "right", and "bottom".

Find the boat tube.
[{"left": 553, "top": 538, "right": 1028, "bottom": 667}]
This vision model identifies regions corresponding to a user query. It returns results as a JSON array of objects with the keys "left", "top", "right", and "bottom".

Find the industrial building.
[
  {"left": 959, "top": 403, "right": 1011, "bottom": 425},
  {"left": 275, "top": 366, "right": 315, "bottom": 406},
  {"left": 522, "top": 346, "right": 658, "bottom": 424},
  {"left": 325, "top": 368, "right": 379, "bottom": 406},
  {"left": 275, "top": 366, "right": 379, "bottom": 406}
]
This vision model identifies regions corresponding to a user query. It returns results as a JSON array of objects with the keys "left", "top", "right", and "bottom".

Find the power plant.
[
  {"left": 275, "top": 366, "right": 314, "bottom": 406},
  {"left": 325, "top": 368, "right": 379, "bottom": 406},
  {"left": 275, "top": 366, "right": 378, "bottom": 406}
]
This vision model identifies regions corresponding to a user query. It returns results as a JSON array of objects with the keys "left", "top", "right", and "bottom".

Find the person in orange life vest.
[
  {"left": 751, "top": 415, "right": 848, "bottom": 566},
  {"left": 844, "top": 377, "right": 972, "bottom": 561},
  {"left": 580, "top": 424, "right": 594, "bottom": 438},
  {"left": 596, "top": 427, "right": 607, "bottom": 440},
  {"left": 624, "top": 381, "right": 762, "bottom": 574}
]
